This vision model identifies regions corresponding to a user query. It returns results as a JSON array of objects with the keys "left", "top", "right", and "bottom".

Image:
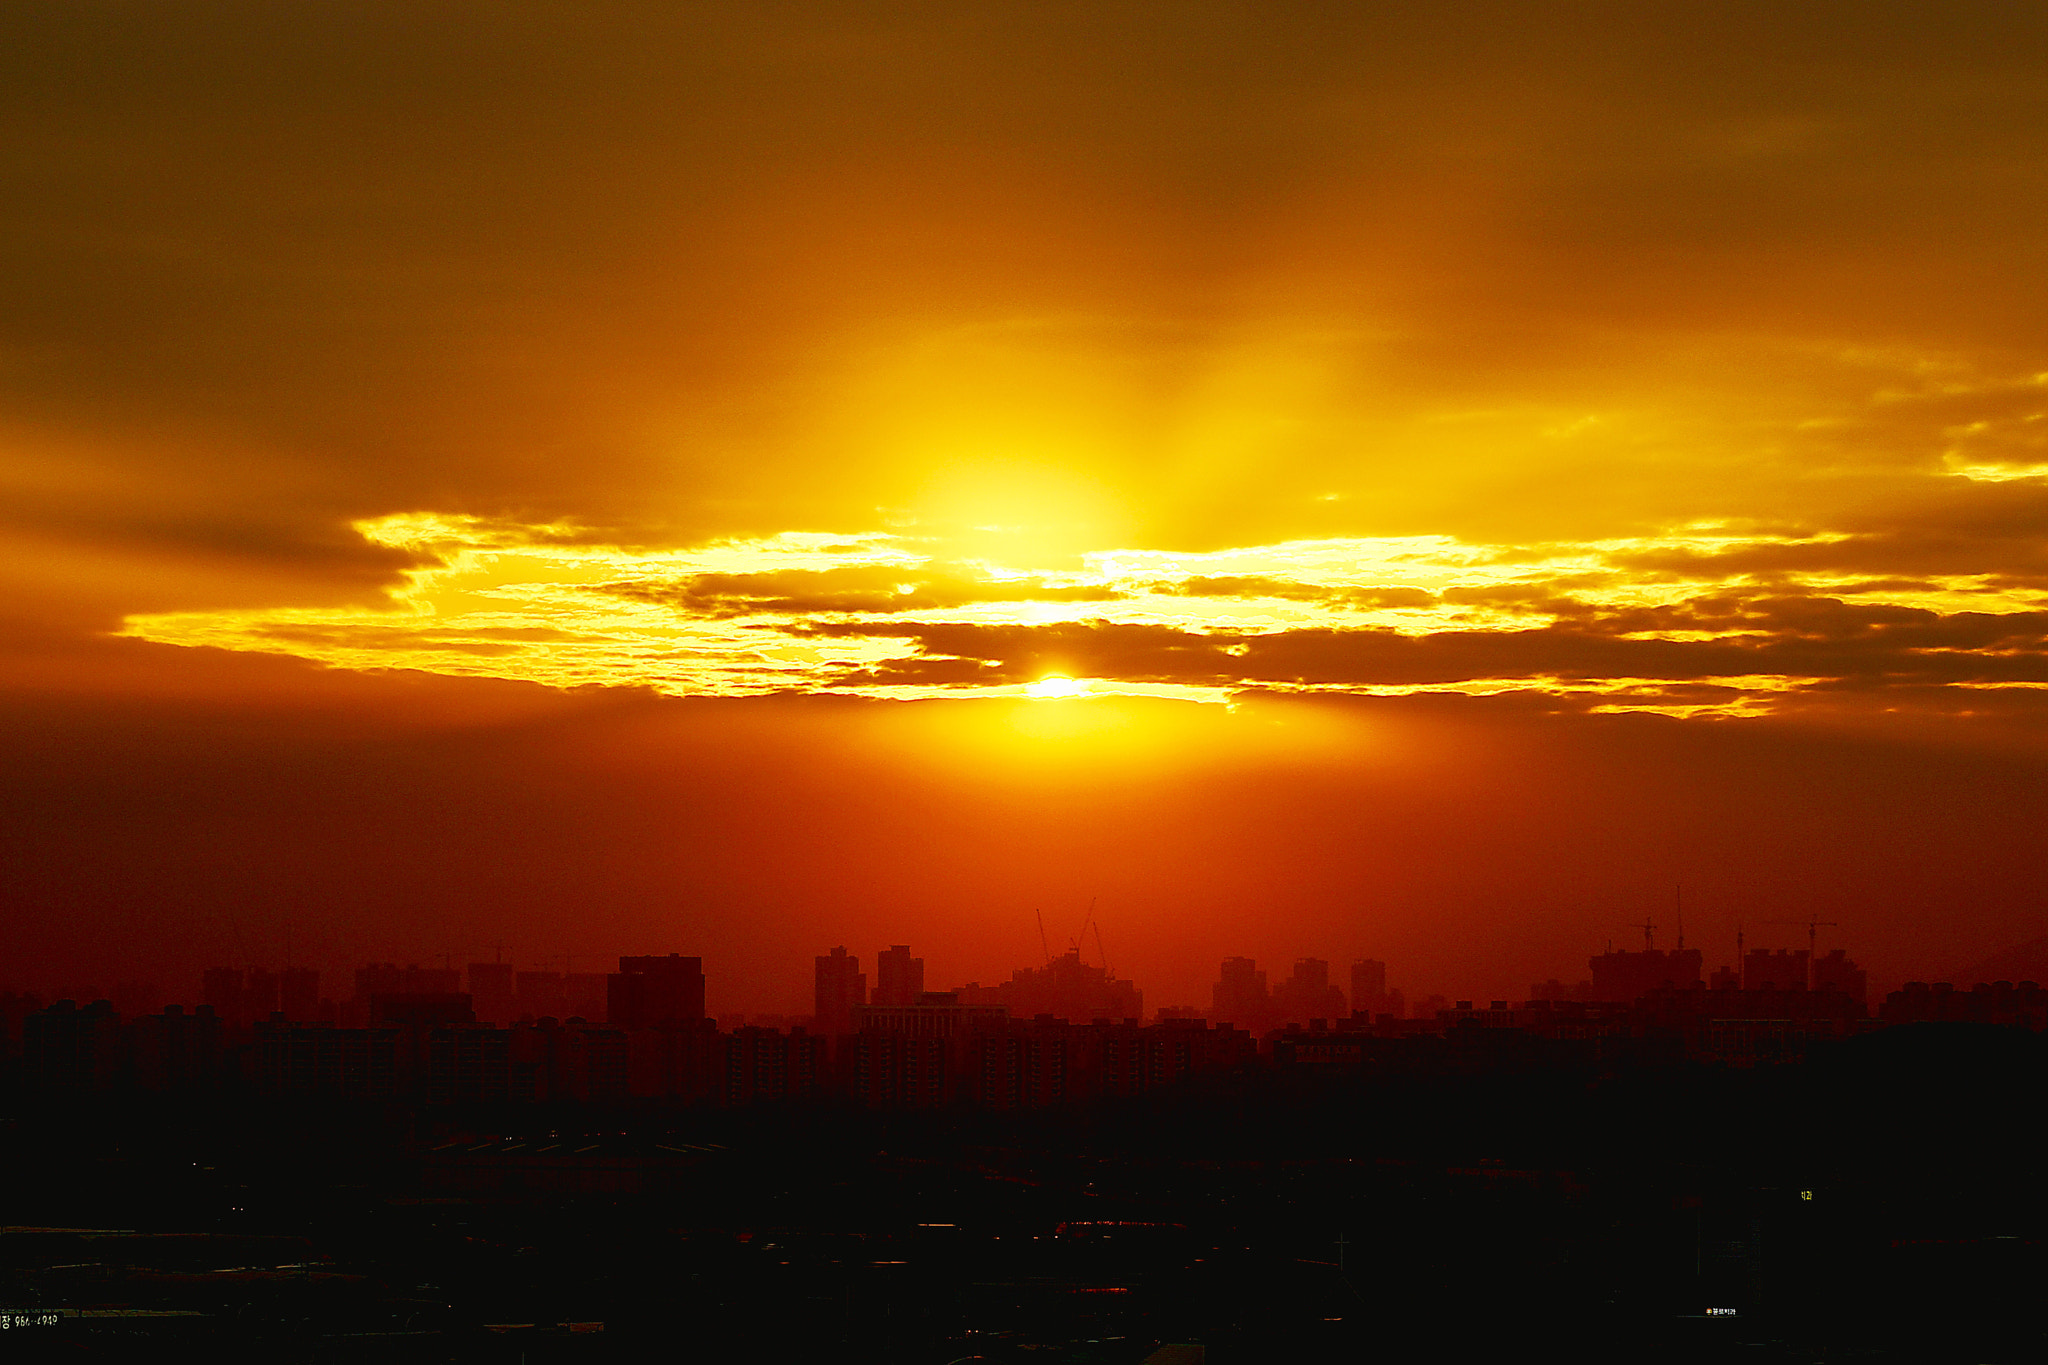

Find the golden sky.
[{"left": 4, "top": 3, "right": 2047, "bottom": 1004}]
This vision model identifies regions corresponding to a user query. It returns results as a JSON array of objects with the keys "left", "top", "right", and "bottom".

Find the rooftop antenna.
[
  {"left": 1674, "top": 885, "right": 1684, "bottom": 952},
  {"left": 1035, "top": 909, "right": 1052, "bottom": 967}
]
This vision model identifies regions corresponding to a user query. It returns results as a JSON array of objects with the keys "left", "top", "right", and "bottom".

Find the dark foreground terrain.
[{"left": 0, "top": 1024, "right": 2040, "bottom": 1364}]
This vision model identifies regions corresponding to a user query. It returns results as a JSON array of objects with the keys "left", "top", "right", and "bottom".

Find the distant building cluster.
[{"left": 2, "top": 935, "right": 2039, "bottom": 1105}]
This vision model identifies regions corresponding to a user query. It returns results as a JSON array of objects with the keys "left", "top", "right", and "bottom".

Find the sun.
[{"left": 1026, "top": 675, "right": 1088, "bottom": 700}]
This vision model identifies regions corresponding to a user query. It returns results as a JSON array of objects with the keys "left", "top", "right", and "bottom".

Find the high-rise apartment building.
[
  {"left": 202, "top": 968, "right": 245, "bottom": 1025},
  {"left": 466, "top": 961, "right": 516, "bottom": 1024},
  {"left": 1588, "top": 946, "right": 1703, "bottom": 1001},
  {"left": 355, "top": 963, "right": 460, "bottom": 1000},
  {"left": 1810, "top": 949, "right": 1867, "bottom": 1004},
  {"left": 874, "top": 945, "right": 924, "bottom": 1008},
  {"left": 814, "top": 946, "right": 866, "bottom": 1034},
  {"left": 1350, "top": 959, "right": 1404, "bottom": 1017},
  {"left": 950, "top": 950, "right": 1141, "bottom": 1023},
  {"left": 280, "top": 967, "right": 320, "bottom": 1021},
  {"left": 1210, "top": 957, "right": 1271, "bottom": 1029},
  {"left": 1742, "top": 948, "right": 1810, "bottom": 992},
  {"left": 243, "top": 969, "right": 281, "bottom": 1019},
  {"left": 607, "top": 954, "right": 706, "bottom": 1028},
  {"left": 1272, "top": 957, "right": 1347, "bottom": 1023}
]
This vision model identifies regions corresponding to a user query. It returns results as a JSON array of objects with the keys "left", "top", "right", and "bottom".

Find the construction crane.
[
  {"left": 1631, "top": 919, "right": 1657, "bottom": 951},
  {"left": 1035, "top": 909, "right": 1052, "bottom": 967}
]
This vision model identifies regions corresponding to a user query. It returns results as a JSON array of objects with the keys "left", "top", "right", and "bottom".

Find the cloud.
[
  {"left": 601, "top": 565, "right": 1125, "bottom": 617},
  {"left": 104, "top": 507, "right": 2048, "bottom": 718}
]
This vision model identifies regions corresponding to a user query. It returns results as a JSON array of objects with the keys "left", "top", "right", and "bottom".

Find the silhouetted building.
[
  {"left": 510, "top": 1019, "right": 630, "bottom": 1103},
  {"left": 566, "top": 972, "right": 609, "bottom": 1018},
  {"left": 23, "top": 999, "right": 122, "bottom": 1091},
  {"left": 970, "top": 1023, "right": 1084, "bottom": 1108},
  {"left": 355, "top": 963, "right": 460, "bottom": 1005},
  {"left": 1091, "top": 1018, "right": 1254, "bottom": 1098},
  {"left": 848, "top": 994, "right": 1005, "bottom": 1107},
  {"left": 1742, "top": 948, "right": 1810, "bottom": 992},
  {"left": 427, "top": 1026, "right": 535, "bottom": 1103},
  {"left": 1634, "top": 985, "right": 1867, "bottom": 1064},
  {"left": 1210, "top": 957, "right": 1272, "bottom": 1030},
  {"left": 511, "top": 969, "right": 608, "bottom": 1021},
  {"left": 202, "top": 967, "right": 269, "bottom": 1028},
  {"left": 855, "top": 996, "right": 1008, "bottom": 1038},
  {"left": 624, "top": 1018, "right": 723, "bottom": 1101},
  {"left": 1272, "top": 957, "right": 1348, "bottom": 1024},
  {"left": 516, "top": 970, "right": 568, "bottom": 1019},
  {"left": 1588, "top": 946, "right": 1703, "bottom": 1001},
  {"left": 1438, "top": 999, "right": 1519, "bottom": 1029},
  {"left": 368, "top": 992, "right": 475, "bottom": 1029},
  {"left": 874, "top": 945, "right": 925, "bottom": 1008},
  {"left": 951, "top": 949, "right": 1142, "bottom": 1023},
  {"left": 607, "top": 954, "right": 706, "bottom": 1028},
  {"left": 1081, "top": 1019, "right": 1253, "bottom": 1105},
  {"left": 1881, "top": 980, "right": 2047, "bottom": 1029},
  {"left": 814, "top": 946, "right": 866, "bottom": 1035},
  {"left": 466, "top": 961, "right": 516, "bottom": 1024},
  {"left": 202, "top": 967, "right": 240, "bottom": 1017},
  {"left": 1270, "top": 1023, "right": 1376, "bottom": 1068},
  {"left": 723, "top": 1026, "right": 826, "bottom": 1105},
  {"left": 130, "top": 1004, "right": 223, "bottom": 1092},
  {"left": 0, "top": 990, "right": 41, "bottom": 1064},
  {"left": 1350, "top": 959, "right": 1404, "bottom": 1018},
  {"left": 110, "top": 980, "right": 162, "bottom": 1019},
  {"left": 1809, "top": 949, "right": 1867, "bottom": 1005},
  {"left": 254, "top": 1022, "right": 400, "bottom": 1100},
  {"left": 848, "top": 1032, "right": 953, "bottom": 1107},
  {"left": 1514, "top": 998, "right": 1635, "bottom": 1044},
  {"left": 279, "top": 967, "right": 320, "bottom": 1021},
  {"left": 244, "top": 968, "right": 280, "bottom": 1019}
]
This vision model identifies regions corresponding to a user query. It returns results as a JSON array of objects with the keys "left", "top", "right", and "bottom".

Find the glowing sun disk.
[{"left": 1027, "top": 675, "right": 1088, "bottom": 699}]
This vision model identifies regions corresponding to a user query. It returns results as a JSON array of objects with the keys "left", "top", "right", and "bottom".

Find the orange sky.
[{"left": 3, "top": 3, "right": 2047, "bottom": 1008}]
